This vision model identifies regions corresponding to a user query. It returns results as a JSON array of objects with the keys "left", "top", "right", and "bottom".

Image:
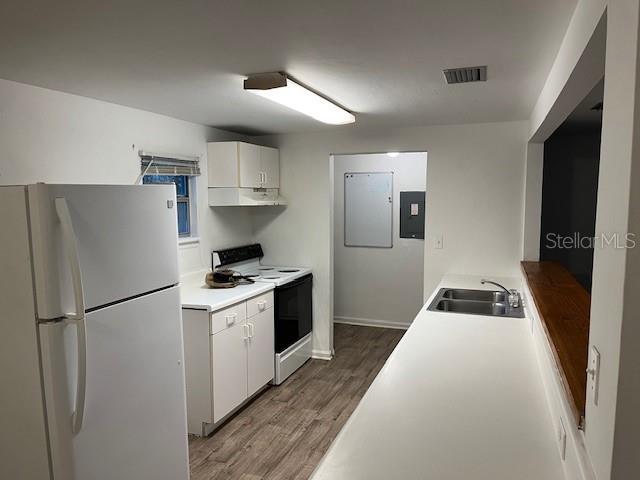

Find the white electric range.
[
  {"left": 212, "top": 244, "right": 313, "bottom": 384},
  {"left": 237, "top": 265, "right": 311, "bottom": 286}
]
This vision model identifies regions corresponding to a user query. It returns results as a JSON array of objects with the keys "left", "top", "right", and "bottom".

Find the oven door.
[{"left": 274, "top": 274, "right": 313, "bottom": 354}]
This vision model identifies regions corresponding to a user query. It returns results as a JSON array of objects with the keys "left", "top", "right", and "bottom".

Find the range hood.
[{"left": 208, "top": 187, "right": 288, "bottom": 207}]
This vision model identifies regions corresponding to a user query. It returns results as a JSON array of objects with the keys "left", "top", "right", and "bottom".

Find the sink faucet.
[{"left": 480, "top": 279, "right": 521, "bottom": 308}]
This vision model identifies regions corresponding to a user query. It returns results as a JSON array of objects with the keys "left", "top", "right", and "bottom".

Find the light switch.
[
  {"left": 434, "top": 234, "right": 443, "bottom": 249},
  {"left": 587, "top": 346, "right": 601, "bottom": 405},
  {"left": 411, "top": 203, "right": 419, "bottom": 216}
]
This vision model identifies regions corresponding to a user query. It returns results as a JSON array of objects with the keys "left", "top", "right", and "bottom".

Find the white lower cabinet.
[
  {"left": 182, "top": 291, "right": 274, "bottom": 436},
  {"left": 247, "top": 309, "right": 275, "bottom": 397},
  {"left": 212, "top": 321, "right": 249, "bottom": 423}
]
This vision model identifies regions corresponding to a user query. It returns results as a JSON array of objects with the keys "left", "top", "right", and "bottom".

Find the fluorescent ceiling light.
[
  {"left": 387, "top": 152, "right": 400, "bottom": 157},
  {"left": 244, "top": 73, "right": 355, "bottom": 125}
]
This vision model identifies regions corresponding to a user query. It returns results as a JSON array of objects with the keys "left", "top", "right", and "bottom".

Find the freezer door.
[
  {"left": 39, "top": 286, "right": 189, "bottom": 480},
  {"left": 28, "top": 184, "right": 179, "bottom": 320},
  {"left": 0, "top": 186, "right": 51, "bottom": 480}
]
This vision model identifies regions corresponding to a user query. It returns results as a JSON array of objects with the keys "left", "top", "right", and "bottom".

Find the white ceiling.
[{"left": 0, "top": 0, "right": 577, "bottom": 134}]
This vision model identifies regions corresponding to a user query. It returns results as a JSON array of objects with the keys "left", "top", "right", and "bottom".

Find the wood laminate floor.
[{"left": 188, "top": 323, "right": 405, "bottom": 480}]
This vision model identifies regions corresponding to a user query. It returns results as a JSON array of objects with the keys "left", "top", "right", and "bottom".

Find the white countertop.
[
  {"left": 311, "top": 274, "right": 564, "bottom": 480},
  {"left": 179, "top": 270, "right": 274, "bottom": 312}
]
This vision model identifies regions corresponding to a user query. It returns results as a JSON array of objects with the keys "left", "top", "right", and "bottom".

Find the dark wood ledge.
[{"left": 521, "top": 261, "right": 590, "bottom": 424}]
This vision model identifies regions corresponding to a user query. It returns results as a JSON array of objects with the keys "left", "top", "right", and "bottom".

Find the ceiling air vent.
[{"left": 443, "top": 66, "right": 487, "bottom": 84}]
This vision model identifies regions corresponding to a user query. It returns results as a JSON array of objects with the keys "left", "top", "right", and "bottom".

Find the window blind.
[{"left": 139, "top": 151, "right": 201, "bottom": 176}]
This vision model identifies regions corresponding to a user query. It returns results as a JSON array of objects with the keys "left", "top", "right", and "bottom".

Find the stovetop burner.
[{"left": 211, "top": 246, "right": 310, "bottom": 287}]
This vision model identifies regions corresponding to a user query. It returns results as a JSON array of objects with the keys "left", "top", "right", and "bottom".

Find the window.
[
  {"left": 143, "top": 175, "right": 192, "bottom": 236},
  {"left": 139, "top": 151, "right": 200, "bottom": 238}
]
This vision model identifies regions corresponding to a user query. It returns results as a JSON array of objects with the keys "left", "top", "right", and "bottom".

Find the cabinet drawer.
[
  {"left": 210, "top": 303, "right": 246, "bottom": 335},
  {"left": 246, "top": 291, "right": 274, "bottom": 318}
]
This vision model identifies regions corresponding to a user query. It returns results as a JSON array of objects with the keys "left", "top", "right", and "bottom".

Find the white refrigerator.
[{"left": 0, "top": 184, "right": 190, "bottom": 480}]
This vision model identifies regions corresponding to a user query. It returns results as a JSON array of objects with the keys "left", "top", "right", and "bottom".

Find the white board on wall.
[{"left": 344, "top": 172, "right": 393, "bottom": 248}]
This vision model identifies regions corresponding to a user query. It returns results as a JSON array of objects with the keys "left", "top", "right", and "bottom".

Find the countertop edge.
[
  {"left": 179, "top": 272, "right": 275, "bottom": 313},
  {"left": 310, "top": 272, "right": 563, "bottom": 480}
]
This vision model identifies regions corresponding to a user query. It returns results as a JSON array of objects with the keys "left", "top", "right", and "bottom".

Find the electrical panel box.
[{"left": 400, "top": 191, "right": 425, "bottom": 239}]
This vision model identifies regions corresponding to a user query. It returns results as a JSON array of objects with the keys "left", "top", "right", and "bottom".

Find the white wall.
[
  {"left": 530, "top": 0, "right": 607, "bottom": 142},
  {"left": 522, "top": 143, "right": 544, "bottom": 260},
  {"left": 526, "top": 1, "right": 640, "bottom": 478},
  {"left": 612, "top": 20, "right": 640, "bottom": 474},
  {"left": 0, "top": 79, "right": 253, "bottom": 274},
  {"left": 592, "top": 2, "right": 640, "bottom": 478},
  {"left": 253, "top": 120, "right": 528, "bottom": 355},
  {"left": 333, "top": 152, "right": 427, "bottom": 328}
]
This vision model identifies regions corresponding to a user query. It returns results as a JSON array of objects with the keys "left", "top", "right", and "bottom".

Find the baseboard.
[
  {"left": 311, "top": 349, "right": 333, "bottom": 361},
  {"left": 334, "top": 316, "right": 411, "bottom": 330}
]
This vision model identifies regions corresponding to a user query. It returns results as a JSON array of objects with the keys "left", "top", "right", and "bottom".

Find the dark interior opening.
[
  {"left": 539, "top": 79, "right": 604, "bottom": 292},
  {"left": 527, "top": 78, "right": 604, "bottom": 423}
]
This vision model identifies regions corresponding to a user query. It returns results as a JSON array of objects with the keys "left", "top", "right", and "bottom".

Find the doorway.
[{"left": 329, "top": 152, "right": 427, "bottom": 353}]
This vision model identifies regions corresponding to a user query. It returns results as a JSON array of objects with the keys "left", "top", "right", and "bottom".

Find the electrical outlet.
[
  {"left": 557, "top": 418, "right": 567, "bottom": 460},
  {"left": 587, "top": 346, "right": 601, "bottom": 405}
]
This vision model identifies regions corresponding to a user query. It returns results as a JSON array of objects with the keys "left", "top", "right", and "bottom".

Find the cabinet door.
[
  {"left": 212, "top": 322, "right": 248, "bottom": 423},
  {"left": 207, "top": 142, "right": 239, "bottom": 187},
  {"left": 247, "top": 308, "right": 275, "bottom": 397},
  {"left": 238, "top": 143, "right": 262, "bottom": 188},
  {"left": 260, "top": 146, "right": 280, "bottom": 188}
]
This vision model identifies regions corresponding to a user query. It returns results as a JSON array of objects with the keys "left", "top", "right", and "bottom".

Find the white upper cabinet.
[
  {"left": 207, "top": 141, "right": 279, "bottom": 189},
  {"left": 207, "top": 142, "right": 238, "bottom": 187},
  {"left": 260, "top": 146, "right": 280, "bottom": 189},
  {"left": 238, "top": 142, "right": 262, "bottom": 188}
]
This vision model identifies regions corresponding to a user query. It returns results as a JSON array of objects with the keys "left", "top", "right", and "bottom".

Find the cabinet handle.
[
  {"left": 264, "top": 172, "right": 268, "bottom": 185},
  {"left": 258, "top": 300, "right": 267, "bottom": 311},
  {"left": 225, "top": 313, "right": 237, "bottom": 326},
  {"left": 243, "top": 324, "right": 249, "bottom": 340},
  {"left": 248, "top": 323, "right": 254, "bottom": 338}
]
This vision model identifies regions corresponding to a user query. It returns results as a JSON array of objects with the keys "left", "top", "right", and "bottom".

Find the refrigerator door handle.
[
  {"left": 55, "top": 197, "right": 87, "bottom": 433},
  {"left": 66, "top": 317, "right": 87, "bottom": 433},
  {"left": 55, "top": 197, "right": 85, "bottom": 320}
]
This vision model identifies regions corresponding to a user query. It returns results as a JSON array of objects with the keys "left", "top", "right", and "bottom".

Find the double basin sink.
[{"left": 427, "top": 288, "right": 524, "bottom": 318}]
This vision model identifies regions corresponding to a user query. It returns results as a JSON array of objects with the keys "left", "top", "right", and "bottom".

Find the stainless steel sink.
[
  {"left": 434, "top": 299, "right": 507, "bottom": 316},
  {"left": 427, "top": 288, "right": 524, "bottom": 318},
  {"left": 441, "top": 288, "right": 507, "bottom": 303}
]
